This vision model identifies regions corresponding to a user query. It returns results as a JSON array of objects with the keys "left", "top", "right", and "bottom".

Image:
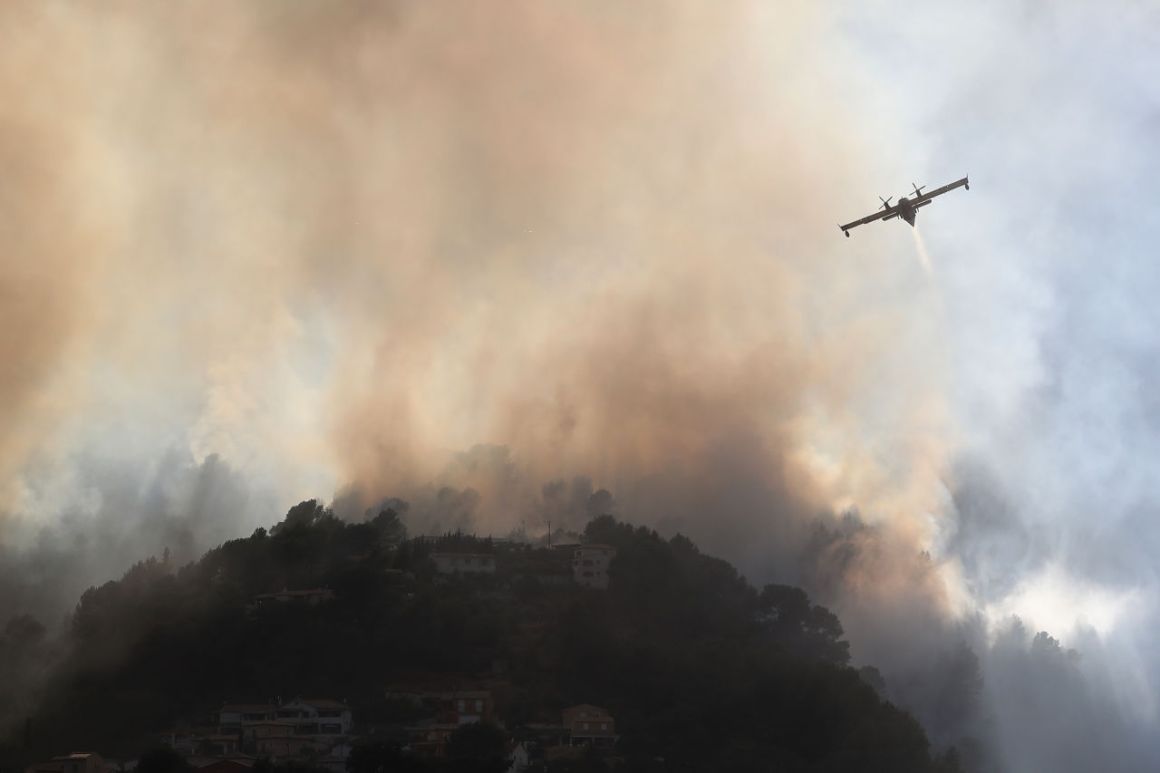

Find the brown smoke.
[{"left": 0, "top": 2, "right": 955, "bottom": 605}]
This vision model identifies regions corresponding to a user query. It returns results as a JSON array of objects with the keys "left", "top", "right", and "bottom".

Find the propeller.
[
  {"left": 911, "top": 182, "right": 925, "bottom": 197},
  {"left": 878, "top": 196, "right": 893, "bottom": 210}
]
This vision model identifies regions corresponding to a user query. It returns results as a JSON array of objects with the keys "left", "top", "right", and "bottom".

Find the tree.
[
  {"left": 758, "top": 583, "right": 850, "bottom": 664},
  {"left": 444, "top": 723, "right": 507, "bottom": 773},
  {"left": 371, "top": 509, "right": 408, "bottom": 547},
  {"left": 3, "top": 615, "right": 45, "bottom": 647},
  {"left": 136, "top": 747, "right": 190, "bottom": 773},
  {"left": 346, "top": 741, "right": 429, "bottom": 773},
  {"left": 273, "top": 500, "right": 333, "bottom": 535}
]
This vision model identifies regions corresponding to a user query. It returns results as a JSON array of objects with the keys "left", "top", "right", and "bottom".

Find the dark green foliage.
[
  {"left": 758, "top": 583, "right": 851, "bottom": 664},
  {"left": 0, "top": 613, "right": 53, "bottom": 733},
  {"left": 136, "top": 747, "right": 191, "bottom": 773},
  {"left": 346, "top": 741, "right": 429, "bottom": 773},
  {"left": 13, "top": 509, "right": 957, "bottom": 772},
  {"left": 445, "top": 723, "right": 507, "bottom": 772},
  {"left": 254, "top": 761, "right": 332, "bottom": 773}
]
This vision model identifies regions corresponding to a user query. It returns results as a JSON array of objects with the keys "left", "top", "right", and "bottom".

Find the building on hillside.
[
  {"left": 445, "top": 690, "right": 494, "bottom": 725},
  {"left": 430, "top": 553, "right": 496, "bottom": 575},
  {"left": 25, "top": 753, "right": 112, "bottom": 773},
  {"left": 386, "top": 684, "right": 496, "bottom": 726},
  {"left": 187, "top": 758, "right": 256, "bottom": 773},
  {"left": 249, "top": 588, "right": 335, "bottom": 609},
  {"left": 275, "top": 698, "right": 353, "bottom": 735},
  {"left": 241, "top": 720, "right": 297, "bottom": 746},
  {"left": 160, "top": 724, "right": 244, "bottom": 757},
  {"left": 561, "top": 705, "right": 616, "bottom": 748},
  {"left": 252, "top": 736, "right": 316, "bottom": 759},
  {"left": 195, "top": 736, "right": 243, "bottom": 756},
  {"left": 158, "top": 726, "right": 199, "bottom": 756},
  {"left": 389, "top": 685, "right": 500, "bottom": 759},
  {"left": 405, "top": 721, "right": 459, "bottom": 759},
  {"left": 523, "top": 722, "right": 569, "bottom": 749},
  {"left": 215, "top": 698, "right": 352, "bottom": 764},
  {"left": 570, "top": 545, "right": 616, "bottom": 589},
  {"left": 315, "top": 742, "right": 355, "bottom": 773},
  {"left": 507, "top": 742, "right": 531, "bottom": 772},
  {"left": 218, "top": 704, "right": 276, "bottom": 730}
]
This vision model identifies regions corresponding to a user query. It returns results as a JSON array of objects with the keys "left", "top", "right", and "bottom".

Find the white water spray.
[{"left": 911, "top": 226, "right": 933, "bottom": 275}]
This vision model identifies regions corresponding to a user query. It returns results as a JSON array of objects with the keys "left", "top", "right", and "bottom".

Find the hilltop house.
[
  {"left": 430, "top": 553, "right": 496, "bottom": 575},
  {"left": 25, "top": 753, "right": 112, "bottom": 773},
  {"left": 249, "top": 588, "right": 335, "bottom": 609},
  {"left": 187, "top": 758, "right": 256, "bottom": 773},
  {"left": 571, "top": 545, "right": 616, "bottom": 589},
  {"left": 507, "top": 742, "right": 531, "bottom": 772},
  {"left": 387, "top": 683, "right": 500, "bottom": 758},
  {"left": 215, "top": 698, "right": 352, "bottom": 764},
  {"left": 561, "top": 705, "right": 616, "bottom": 747}
]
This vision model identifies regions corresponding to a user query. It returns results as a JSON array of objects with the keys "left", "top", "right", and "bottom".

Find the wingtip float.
[{"left": 839, "top": 175, "right": 968, "bottom": 238}]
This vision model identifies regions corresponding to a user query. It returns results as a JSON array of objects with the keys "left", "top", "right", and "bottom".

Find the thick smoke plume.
[
  {"left": 5, "top": 3, "right": 1155, "bottom": 771},
  {"left": 0, "top": 0, "right": 953, "bottom": 583}
]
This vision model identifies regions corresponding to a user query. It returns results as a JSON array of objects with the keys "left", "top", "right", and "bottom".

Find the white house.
[
  {"left": 219, "top": 704, "right": 276, "bottom": 730},
  {"left": 430, "top": 553, "right": 496, "bottom": 575},
  {"left": 571, "top": 545, "right": 616, "bottom": 589},
  {"left": 562, "top": 704, "right": 616, "bottom": 747},
  {"left": 507, "top": 742, "right": 531, "bottom": 772},
  {"left": 276, "top": 698, "right": 353, "bottom": 736}
]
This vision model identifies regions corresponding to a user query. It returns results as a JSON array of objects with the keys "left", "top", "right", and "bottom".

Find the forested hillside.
[{"left": 2, "top": 503, "right": 962, "bottom": 772}]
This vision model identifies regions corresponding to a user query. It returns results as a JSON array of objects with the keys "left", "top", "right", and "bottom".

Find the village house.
[
  {"left": 218, "top": 704, "right": 276, "bottom": 730},
  {"left": 386, "top": 683, "right": 501, "bottom": 758},
  {"left": 25, "top": 753, "right": 112, "bottom": 773},
  {"left": 561, "top": 705, "right": 616, "bottom": 748},
  {"left": 275, "top": 698, "right": 353, "bottom": 735},
  {"left": 315, "top": 741, "right": 356, "bottom": 773},
  {"left": 187, "top": 758, "right": 256, "bottom": 773},
  {"left": 193, "top": 735, "right": 243, "bottom": 757},
  {"left": 507, "top": 742, "right": 531, "bottom": 772},
  {"left": 387, "top": 685, "right": 497, "bottom": 726},
  {"left": 445, "top": 690, "right": 494, "bottom": 725},
  {"left": 251, "top": 735, "right": 316, "bottom": 760},
  {"left": 405, "top": 722, "right": 459, "bottom": 759},
  {"left": 219, "top": 699, "right": 351, "bottom": 736},
  {"left": 571, "top": 545, "right": 616, "bottom": 589},
  {"left": 214, "top": 698, "right": 352, "bottom": 764},
  {"left": 430, "top": 552, "right": 496, "bottom": 575},
  {"left": 159, "top": 721, "right": 248, "bottom": 758},
  {"left": 248, "top": 588, "right": 335, "bottom": 609},
  {"left": 240, "top": 719, "right": 299, "bottom": 755}
]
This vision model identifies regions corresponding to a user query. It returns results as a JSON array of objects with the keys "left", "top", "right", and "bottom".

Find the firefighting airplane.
[{"left": 839, "top": 176, "right": 969, "bottom": 237}]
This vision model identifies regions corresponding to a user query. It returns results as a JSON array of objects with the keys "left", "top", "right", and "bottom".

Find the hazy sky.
[{"left": 1, "top": 2, "right": 1159, "bottom": 769}]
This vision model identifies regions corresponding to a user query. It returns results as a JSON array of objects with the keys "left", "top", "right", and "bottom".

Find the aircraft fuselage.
[{"left": 896, "top": 197, "right": 917, "bottom": 226}]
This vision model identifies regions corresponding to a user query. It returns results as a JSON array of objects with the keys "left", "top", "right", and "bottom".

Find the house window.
[
  {"left": 475, "top": 700, "right": 483, "bottom": 711},
  {"left": 458, "top": 700, "right": 466, "bottom": 711}
]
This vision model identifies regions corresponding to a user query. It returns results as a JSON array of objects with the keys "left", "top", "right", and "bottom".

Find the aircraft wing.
[
  {"left": 911, "top": 176, "right": 969, "bottom": 206},
  {"left": 839, "top": 206, "right": 894, "bottom": 236}
]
